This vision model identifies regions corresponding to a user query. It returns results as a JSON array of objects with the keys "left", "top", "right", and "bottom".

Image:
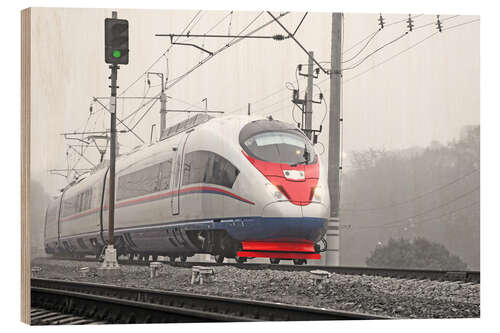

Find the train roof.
[{"left": 160, "top": 113, "right": 214, "bottom": 141}]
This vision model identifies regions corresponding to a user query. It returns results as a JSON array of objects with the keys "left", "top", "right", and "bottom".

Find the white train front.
[{"left": 44, "top": 115, "right": 330, "bottom": 264}]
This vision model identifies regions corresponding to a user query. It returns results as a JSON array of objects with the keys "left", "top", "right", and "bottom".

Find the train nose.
[
  {"left": 261, "top": 201, "right": 302, "bottom": 218},
  {"left": 258, "top": 201, "right": 326, "bottom": 242}
]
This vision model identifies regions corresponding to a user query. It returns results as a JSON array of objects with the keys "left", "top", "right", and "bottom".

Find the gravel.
[{"left": 31, "top": 257, "right": 480, "bottom": 319}]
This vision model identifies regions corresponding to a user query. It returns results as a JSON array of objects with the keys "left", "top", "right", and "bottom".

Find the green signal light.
[{"left": 113, "top": 50, "right": 121, "bottom": 58}]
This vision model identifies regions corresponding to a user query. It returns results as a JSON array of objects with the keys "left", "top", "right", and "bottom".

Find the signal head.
[{"left": 105, "top": 18, "right": 129, "bottom": 65}]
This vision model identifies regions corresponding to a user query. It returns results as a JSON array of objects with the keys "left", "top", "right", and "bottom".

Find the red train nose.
[{"left": 242, "top": 150, "right": 319, "bottom": 205}]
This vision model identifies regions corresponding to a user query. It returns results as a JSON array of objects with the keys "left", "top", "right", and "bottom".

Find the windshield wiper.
[{"left": 290, "top": 144, "right": 310, "bottom": 167}]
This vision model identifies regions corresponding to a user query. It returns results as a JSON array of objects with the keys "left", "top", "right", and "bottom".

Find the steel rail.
[
  {"left": 40, "top": 256, "right": 480, "bottom": 283},
  {"left": 30, "top": 307, "right": 104, "bottom": 325},
  {"left": 31, "top": 278, "right": 388, "bottom": 323},
  {"left": 167, "top": 261, "right": 481, "bottom": 283}
]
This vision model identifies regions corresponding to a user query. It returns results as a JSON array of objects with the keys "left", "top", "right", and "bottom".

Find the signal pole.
[
  {"left": 102, "top": 61, "right": 119, "bottom": 270},
  {"left": 326, "top": 12, "right": 342, "bottom": 266},
  {"left": 100, "top": 10, "right": 129, "bottom": 272}
]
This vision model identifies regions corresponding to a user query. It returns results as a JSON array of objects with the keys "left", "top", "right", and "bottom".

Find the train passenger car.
[{"left": 44, "top": 114, "right": 330, "bottom": 264}]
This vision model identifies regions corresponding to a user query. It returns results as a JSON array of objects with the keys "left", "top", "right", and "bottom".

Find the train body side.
[{"left": 44, "top": 115, "right": 330, "bottom": 259}]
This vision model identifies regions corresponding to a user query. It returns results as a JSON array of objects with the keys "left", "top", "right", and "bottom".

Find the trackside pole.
[
  {"left": 100, "top": 62, "right": 120, "bottom": 272},
  {"left": 325, "top": 12, "right": 342, "bottom": 266},
  {"left": 100, "top": 10, "right": 122, "bottom": 274}
]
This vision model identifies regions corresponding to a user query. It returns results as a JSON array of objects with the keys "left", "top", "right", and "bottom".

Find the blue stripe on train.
[{"left": 117, "top": 216, "right": 327, "bottom": 243}]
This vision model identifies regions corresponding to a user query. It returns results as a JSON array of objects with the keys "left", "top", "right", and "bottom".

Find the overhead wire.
[
  {"left": 234, "top": 15, "right": 478, "bottom": 124},
  {"left": 225, "top": 13, "right": 312, "bottom": 115},
  {"left": 343, "top": 17, "right": 478, "bottom": 84},
  {"left": 229, "top": 13, "right": 422, "bottom": 117},
  {"left": 342, "top": 14, "right": 423, "bottom": 55},
  {"left": 345, "top": 200, "right": 479, "bottom": 233},
  {"left": 116, "top": 11, "right": 287, "bottom": 131},
  {"left": 443, "top": 18, "right": 480, "bottom": 31},
  {"left": 348, "top": 186, "right": 479, "bottom": 230},
  {"left": 165, "top": 11, "right": 286, "bottom": 91},
  {"left": 65, "top": 10, "right": 204, "bottom": 170},
  {"left": 119, "top": 10, "right": 203, "bottom": 100},
  {"left": 342, "top": 29, "right": 380, "bottom": 63},
  {"left": 341, "top": 168, "right": 479, "bottom": 212},
  {"left": 342, "top": 31, "right": 409, "bottom": 71},
  {"left": 413, "top": 14, "right": 460, "bottom": 31}
]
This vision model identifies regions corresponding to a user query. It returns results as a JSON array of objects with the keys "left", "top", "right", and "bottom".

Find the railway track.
[
  {"left": 31, "top": 307, "right": 106, "bottom": 325},
  {"left": 42, "top": 256, "right": 480, "bottom": 283},
  {"left": 31, "top": 278, "right": 389, "bottom": 324}
]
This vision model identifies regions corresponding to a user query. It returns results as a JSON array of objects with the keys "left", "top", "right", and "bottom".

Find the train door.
[
  {"left": 56, "top": 189, "right": 67, "bottom": 248},
  {"left": 171, "top": 132, "right": 192, "bottom": 215}
]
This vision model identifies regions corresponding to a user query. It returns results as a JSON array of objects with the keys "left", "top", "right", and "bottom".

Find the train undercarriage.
[{"left": 48, "top": 228, "right": 323, "bottom": 266}]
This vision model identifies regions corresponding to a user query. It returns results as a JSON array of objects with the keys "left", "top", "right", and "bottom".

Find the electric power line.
[
  {"left": 343, "top": 18, "right": 479, "bottom": 84},
  {"left": 165, "top": 12, "right": 288, "bottom": 91},
  {"left": 341, "top": 168, "right": 479, "bottom": 212},
  {"left": 347, "top": 186, "right": 479, "bottom": 231},
  {"left": 345, "top": 200, "right": 479, "bottom": 232},
  {"left": 117, "top": 10, "right": 203, "bottom": 102},
  {"left": 343, "top": 31, "right": 409, "bottom": 71},
  {"left": 343, "top": 14, "right": 424, "bottom": 55},
  {"left": 342, "top": 29, "right": 380, "bottom": 63}
]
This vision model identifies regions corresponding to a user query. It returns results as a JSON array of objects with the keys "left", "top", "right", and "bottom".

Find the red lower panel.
[
  {"left": 237, "top": 251, "right": 321, "bottom": 260},
  {"left": 241, "top": 241, "right": 315, "bottom": 253}
]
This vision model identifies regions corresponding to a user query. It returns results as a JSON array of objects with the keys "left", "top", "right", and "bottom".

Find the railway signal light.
[{"left": 105, "top": 18, "right": 129, "bottom": 64}]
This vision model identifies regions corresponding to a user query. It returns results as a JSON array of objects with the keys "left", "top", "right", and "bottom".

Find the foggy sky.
[{"left": 29, "top": 8, "right": 479, "bottom": 194}]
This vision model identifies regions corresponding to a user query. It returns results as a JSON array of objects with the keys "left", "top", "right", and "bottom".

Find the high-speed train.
[{"left": 44, "top": 114, "right": 330, "bottom": 264}]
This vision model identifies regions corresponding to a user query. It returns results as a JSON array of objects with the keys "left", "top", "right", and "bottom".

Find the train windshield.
[{"left": 243, "top": 131, "right": 316, "bottom": 165}]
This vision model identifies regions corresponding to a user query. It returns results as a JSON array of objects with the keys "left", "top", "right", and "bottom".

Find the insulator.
[
  {"left": 378, "top": 14, "right": 385, "bottom": 29},
  {"left": 407, "top": 14, "right": 414, "bottom": 31},
  {"left": 436, "top": 15, "right": 442, "bottom": 32}
]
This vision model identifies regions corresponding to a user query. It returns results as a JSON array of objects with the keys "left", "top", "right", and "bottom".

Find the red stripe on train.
[{"left": 62, "top": 185, "right": 253, "bottom": 222}]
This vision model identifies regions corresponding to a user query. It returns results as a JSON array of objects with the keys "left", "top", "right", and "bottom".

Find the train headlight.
[
  {"left": 265, "top": 183, "right": 284, "bottom": 201},
  {"left": 312, "top": 186, "right": 323, "bottom": 202}
]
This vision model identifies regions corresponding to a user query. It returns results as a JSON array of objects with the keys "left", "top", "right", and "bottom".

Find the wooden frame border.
[{"left": 21, "top": 7, "right": 31, "bottom": 325}]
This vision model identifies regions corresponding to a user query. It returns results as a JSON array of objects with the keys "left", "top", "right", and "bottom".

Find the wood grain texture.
[{"left": 21, "top": 7, "right": 31, "bottom": 325}]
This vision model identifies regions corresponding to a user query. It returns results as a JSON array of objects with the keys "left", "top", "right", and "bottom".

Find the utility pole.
[
  {"left": 146, "top": 72, "right": 166, "bottom": 137},
  {"left": 326, "top": 12, "right": 342, "bottom": 266},
  {"left": 293, "top": 51, "right": 322, "bottom": 141},
  {"left": 304, "top": 51, "right": 314, "bottom": 140},
  {"left": 100, "top": 10, "right": 129, "bottom": 273},
  {"left": 160, "top": 76, "right": 166, "bottom": 137}
]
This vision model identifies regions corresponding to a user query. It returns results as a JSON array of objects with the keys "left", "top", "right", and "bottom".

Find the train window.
[
  {"left": 61, "top": 196, "right": 76, "bottom": 217},
  {"left": 46, "top": 201, "right": 58, "bottom": 222},
  {"left": 117, "top": 164, "right": 161, "bottom": 201},
  {"left": 159, "top": 159, "right": 172, "bottom": 191},
  {"left": 242, "top": 131, "right": 317, "bottom": 165},
  {"left": 182, "top": 150, "right": 239, "bottom": 188},
  {"left": 75, "top": 189, "right": 92, "bottom": 212}
]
